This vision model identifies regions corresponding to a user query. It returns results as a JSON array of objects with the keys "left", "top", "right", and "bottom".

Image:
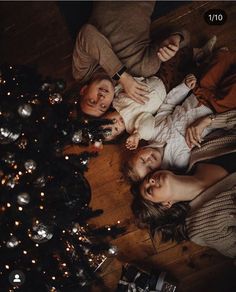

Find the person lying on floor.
[
  {"left": 123, "top": 49, "right": 236, "bottom": 181},
  {"left": 73, "top": 1, "right": 191, "bottom": 115},
  {"left": 131, "top": 128, "right": 236, "bottom": 259}
]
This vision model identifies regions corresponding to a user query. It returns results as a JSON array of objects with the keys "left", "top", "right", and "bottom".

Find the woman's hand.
[
  {"left": 185, "top": 74, "right": 197, "bottom": 89},
  {"left": 119, "top": 72, "right": 149, "bottom": 104},
  {"left": 157, "top": 34, "right": 181, "bottom": 62},
  {"left": 185, "top": 115, "right": 212, "bottom": 148},
  {"left": 126, "top": 132, "right": 140, "bottom": 150}
]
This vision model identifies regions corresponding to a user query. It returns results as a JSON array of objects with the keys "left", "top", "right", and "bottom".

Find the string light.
[
  {"left": 52, "top": 276, "right": 56, "bottom": 280},
  {"left": 117, "top": 220, "right": 120, "bottom": 224},
  {"left": 40, "top": 192, "right": 45, "bottom": 197},
  {"left": 107, "top": 227, "right": 111, "bottom": 231},
  {"left": 7, "top": 203, "right": 11, "bottom": 208},
  {"left": 5, "top": 265, "right": 10, "bottom": 269},
  {"left": 15, "top": 221, "right": 20, "bottom": 226},
  {"left": 23, "top": 250, "right": 27, "bottom": 255},
  {"left": 31, "top": 259, "right": 36, "bottom": 264},
  {"left": 39, "top": 205, "right": 44, "bottom": 210},
  {"left": 65, "top": 156, "right": 69, "bottom": 160},
  {"left": 18, "top": 206, "right": 23, "bottom": 211}
]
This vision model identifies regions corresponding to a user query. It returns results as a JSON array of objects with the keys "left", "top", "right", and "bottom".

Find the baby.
[
  {"left": 124, "top": 48, "right": 236, "bottom": 181},
  {"left": 103, "top": 74, "right": 202, "bottom": 152}
]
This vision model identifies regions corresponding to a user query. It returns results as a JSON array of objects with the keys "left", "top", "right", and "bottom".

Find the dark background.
[{"left": 58, "top": 1, "right": 189, "bottom": 39}]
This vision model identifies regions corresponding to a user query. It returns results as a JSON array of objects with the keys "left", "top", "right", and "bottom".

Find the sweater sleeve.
[
  {"left": 134, "top": 112, "right": 156, "bottom": 141},
  {"left": 72, "top": 24, "right": 124, "bottom": 82},
  {"left": 154, "top": 82, "right": 190, "bottom": 122},
  {"left": 210, "top": 110, "right": 236, "bottom": 129}
]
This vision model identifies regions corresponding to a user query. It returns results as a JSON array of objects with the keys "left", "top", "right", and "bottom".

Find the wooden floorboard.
[{"left": 1, "top": 1, "right": 236, "bottom": 291}]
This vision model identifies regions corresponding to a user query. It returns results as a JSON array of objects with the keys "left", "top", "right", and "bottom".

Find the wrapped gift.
[{"left": 116, "top": 264, "right": 177, "bottom": 292}]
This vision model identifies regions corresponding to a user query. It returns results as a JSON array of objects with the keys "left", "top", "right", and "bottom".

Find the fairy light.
[
  {"left": 52, "top": 276, "right": 56, "bottom": 280},
  {"left": 107, "top": 227, "right": 111, "bottom": 231},
  {"left": 39, "top": 205, "right": 44, "bottom": 210},
  {"left": 35, "top": 244, "right": 39, "bottom": 247},
  {"left": 23, "top": 250, "right": 27, "bottom": 255},
  {"left": 15, "top": 221, "right": 20, "bottom": 226},
  {"left": 65, "top": 156, "right": 69, "bottom": 160},
  {"left": 7, "top": 203, "right": 11, "bottom": 208},
  {"left": 18, "top": 206, "right": 23, "bottom": 211},
  {"left": 66, "top": 248, "right": 70, "bottom": 252},
  {"left": 32, "top": 259, "right": 36, "bottom": 264},
  {"left": 117, "top": 220, "right": 120, "bottom": 224},
  {"left": 62, "top": 263, "right": 66, "bottom": 267},
  {"left": 7, "top": 92, "right": 11, "bottom": 96},
  {"left": 36, "top": 220, "right": 39, "bottom": 224},
  {"left": 42, "top": 116, "right": 45, "bottom": 120},
  {"left": 5, "top": 265, "right": 10, "bottom": 269},
  {"left": 40, "top": 192, "right": 45, "bottom": 197}
]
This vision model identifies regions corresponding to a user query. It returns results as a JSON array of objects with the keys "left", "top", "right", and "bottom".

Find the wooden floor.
[{"left": 1, "top": 1, "right": 236, "bottom": 291}]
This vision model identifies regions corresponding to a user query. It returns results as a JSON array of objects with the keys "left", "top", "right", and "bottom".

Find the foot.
[{"left": 194, "top": 35, "right": 217, "bottom": 64}]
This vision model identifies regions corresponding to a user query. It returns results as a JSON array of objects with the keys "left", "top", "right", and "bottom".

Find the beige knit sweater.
[
  {"left": 185, "top": 129, "right": 236, "bottom": 258},
  {"left": 72, "top": 1, "right": 188, "bottom": 83}
]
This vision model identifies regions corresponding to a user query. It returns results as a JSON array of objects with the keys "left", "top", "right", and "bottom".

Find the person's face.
[
  {"left": 140, "top": 170, "right": 176, "bottom": 206},
  {"left": 102, "top": 111, "right": 125, "bottom": 141},
  {"left": 80, "top": 79, "right": 115, "bottom": 117},
  {"left": 131, "top": 148, "right": 162, "bottom": 180}
]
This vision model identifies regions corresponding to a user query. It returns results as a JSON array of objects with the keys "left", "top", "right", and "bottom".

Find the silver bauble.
[
  {"left": 72, "top": 130, "right": 83, "bottom": 144},
  {"left": 0, "top": 127, "right": 20, "bottom": 144},
  {"left": 33, "top": 176, "right": 46, "bottom": 188},
  {"left": 108, "top": 245, "right": 118, "bottom": 255},
  {"left": 17, "top": 104, "right": 32, "bottom": 118},
  {"left": 24, "top": 160, "right": 37, "bottom": 172},
  {"left": 6, "top": 236, "right": 20, "bottom": 248},
  {"left": 17, "top": 192, "right": 30, "bottom": 205},
  {"left": 49, "top": 93, "right": 63, "bottom": 105},
  {"left": 29, "top": 223, "right": 53, "bottom": 243}
]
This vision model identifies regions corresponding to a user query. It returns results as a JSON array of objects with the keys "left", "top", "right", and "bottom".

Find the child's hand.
[
  {"left": 185, "top": 74, "right": 197, "bottom": 89},
  {"left": 126, "top": 132, "right": 140, "bottom": 150}
]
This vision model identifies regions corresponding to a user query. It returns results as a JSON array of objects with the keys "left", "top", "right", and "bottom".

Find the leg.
[
  {"left": 199, "top": 50, "right": 236, "bottom": 89},
  {"left": 194, "top": 51, "right": 236, "bottom": 113}
]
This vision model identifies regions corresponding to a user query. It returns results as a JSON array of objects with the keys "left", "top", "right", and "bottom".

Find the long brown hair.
[{"left": 131, "top": 183, "right": 190, "bottom": 242}]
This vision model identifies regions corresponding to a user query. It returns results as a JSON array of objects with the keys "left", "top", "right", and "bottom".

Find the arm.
[
  {"left": 125, "top": 113, "right": 155, "bottom": 150},
  {"left": 185, "top": 110, "right": 236, "bottom": 148},
  {"left": 73, "top": 24, "right": 149, "bottom": 103},
  {"left": 72, "top": 24, "right": 123, "bottom": 82}
]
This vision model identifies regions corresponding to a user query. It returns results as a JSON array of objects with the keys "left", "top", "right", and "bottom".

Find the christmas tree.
[{"left": 0, "top": 65, "right": 123, "bottom": 291}]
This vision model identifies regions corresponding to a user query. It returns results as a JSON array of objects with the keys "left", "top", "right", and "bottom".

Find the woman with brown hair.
[{"left": 131, "top": 129, "right": 236, "bottom": 258}]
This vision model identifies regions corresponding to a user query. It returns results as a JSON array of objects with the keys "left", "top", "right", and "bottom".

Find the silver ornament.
[
  {"left": 17, "top": 104, "right": 32, "bottom": 118},
  {"left": 17, "top": 137, "right": 28, "bottom": 150},
  {"left": 72, "top": 130, "right": 83, "bottom": 144},
  {"left": 41, "top": 83, "right": 52, "bottom": 91},
  {"left": 49, "top": 93, "right": 63, "bottom": 105},
  {"left": 24, "top": 160, "right": 37, "bottom": 172},
  {"left": 6, "top": 236, "right": 20, "bottom": 248},
  {"left": 17, "top": 192, "right": 30, "bottom": 205},
  {"left": 33, "top": 176, "right": 46, "bottom": 188},
  {"left": 108, "top": 245, "right": 118, "bottom": 255},
  {"left": 29, "top": 223, "right": 53, "bottom": 243},
  {"left": 0, "top": 127, "right": 20, "bottom": 144}
]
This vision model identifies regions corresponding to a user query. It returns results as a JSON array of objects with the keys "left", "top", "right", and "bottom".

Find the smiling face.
[
  {"left": 130, "top": 147, "right": 162, "bottom": 181},
  {"left": 80, "top": 78, "right": 115, "bottom": 117},
  {"left": 102, "top": 111, "right": 125, "bottom": 141},
  {"left": 140, "top": 170, "right": 176, "bottom": 205}
]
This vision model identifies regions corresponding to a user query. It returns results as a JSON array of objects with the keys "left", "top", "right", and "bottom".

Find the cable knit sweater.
[{"left": 185, "top": 130, "right": 236, "bottom": 258}]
